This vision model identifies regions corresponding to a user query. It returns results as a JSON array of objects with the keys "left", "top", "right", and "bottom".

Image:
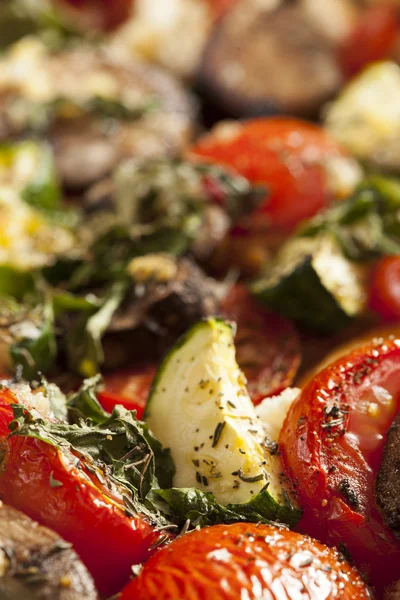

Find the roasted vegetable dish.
[{"left": 1, "top": 1, "right": 400, "bottom": 599}]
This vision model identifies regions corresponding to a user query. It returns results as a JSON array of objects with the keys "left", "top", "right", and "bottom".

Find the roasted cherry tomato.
[
  {"left": 338, "top": 4, "right": 399, "bottom": 78},
  {"left": 280, "top": 338, "right": 400, "bottom": 590},
  {"left": 369, "top": 256, "right": 400, "bottom": 322},
  {"left": 56, "top": 0, "right": 134, "bottom": 31},
  {"left": 0, "top": 387, "right": 169, "bottom": 597},
  {"left": 189, "top": 118, "right": 348, "bottom": 232},
  {"left": 98, "top": 364, "right": 157, "bottom": 418},
  {"left": 221, "top": 284, "right": 300, "bottom": 403},
  {"left": 120, "top": 522, "right": 369, "bottom": 600}
]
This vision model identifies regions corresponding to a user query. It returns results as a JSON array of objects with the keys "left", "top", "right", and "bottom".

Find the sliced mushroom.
[
  {"left": 0, "top": 503, "right": 98, "bottom": 600},
  {"left": 102, "top": 255, "right": 220, "bottom": 368},
  {"left": 376, "top": 411, "right": 400, "bottom": 536},
  {"left": 0, "top": 39, "right": 196, "bottom": 189},
  {"left": 197, "top": 0, "right": 344, "bottom": 118}
]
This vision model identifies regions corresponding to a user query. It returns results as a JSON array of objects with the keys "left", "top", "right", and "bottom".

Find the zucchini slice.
[
  {"left": 145, "top": 318, "right": 298, "bottom": 518},
  {"left": 252, "top": 235, "right": 367, "bottom": 332},
  {"left": 324, "top": 61, "right": 400, "bottom": 172}
]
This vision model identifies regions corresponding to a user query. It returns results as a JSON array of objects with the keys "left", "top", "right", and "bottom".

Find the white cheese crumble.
[{"left": 255, "top": 387, "right": 301, "bottom": 443}]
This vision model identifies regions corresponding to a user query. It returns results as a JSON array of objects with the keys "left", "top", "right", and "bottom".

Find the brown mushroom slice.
[
  {"left": 102, "top": 255, "right": 220, "bottom": 369},
  {"left": 49, "top": 51, "right": 195, "bottom": 190},
  {"left": 198, "top": 0, "right": 343, "bottom": 118},
  {"left": 0, "top": 504, "right": 98, "bottom": 600},
  {"left": 0, "top": 41, "right": 195, "bottom": 190},
  {"left": 376, "top": 411, "right": 400, "bottom": 537},
  {"left": 50, "top": 125, "right": 119, "bottom": 191}
]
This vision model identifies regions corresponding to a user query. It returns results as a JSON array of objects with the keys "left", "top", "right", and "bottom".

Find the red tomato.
[
  {"left": 222, "top": 284, "right": 300, "bottom": 403},
  {"left": 279, "top": 338, "right": 400, "bottom": 590},
  {"left": 98, "top": 365, "right": 156, "bottom": 419},
  {"left": 338, "top": 4, "right": 399, "bottom": 78},
  {"left": 0, "top": 387, "right": 170, "bottom": 597},
  {"left": 189, "top": 118, "right": 348, "bottom": 232},
  {"left": 369, "top": 256, "right": 400, "bottom": 322},
  {"left": 120, "top": 522, "right": 369, "bottom": 600},
  {"left": 56, "top": 0, "right": 133, "bottom": 31}
]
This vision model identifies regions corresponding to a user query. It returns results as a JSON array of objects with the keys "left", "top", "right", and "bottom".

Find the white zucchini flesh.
[
  {"left": 145, "top": 318, "right": 294, "bottom": 507},
  {"left": 324, "top": 61, "right": 400, "bottom": 160}
]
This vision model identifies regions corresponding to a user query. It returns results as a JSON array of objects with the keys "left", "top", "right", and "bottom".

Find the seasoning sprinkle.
[
  {"left": 212, "top": 421, "right": 226, "bottom": 448},
  {"left": 232, "top": 468, "right": 264, "bottom": 483}
]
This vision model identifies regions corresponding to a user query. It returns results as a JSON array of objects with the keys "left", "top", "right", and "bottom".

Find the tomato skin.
[
  {"left": 189, "top": 118, "right": 346, "bottom": 232},
  {"left": 221, "top": 284, "right": 300, "bottom": 403},
  {"left": 98, "top": 365, "right": 156, "bottom": 418},
  {"left": 56, "top": 0, "right": 133, "bottom": 31},
  {"left": 338, "top": 4, "right": 399, "bottom": 78},
  {"left": 120, "top": 522, "right": 369, "bottom": 600},
  {"left": 369, "top": 256, "right": 400, "bottom": 322},
  {"left": 0, "top": 388, "right": 18, "bottom": 437},
  {"left": 0, "top": 389, "right": 169, "bottom": 597},
  {"left": 280, "top": 338, "right": 400, "bottom": 590}
]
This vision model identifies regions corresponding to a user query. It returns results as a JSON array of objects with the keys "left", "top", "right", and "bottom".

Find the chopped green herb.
[
  {"left": 49, "top": 471, "right": 63, "bottom": 488},
  {"left": 211, "top": 421, "right": 226, "bottom": 448}
]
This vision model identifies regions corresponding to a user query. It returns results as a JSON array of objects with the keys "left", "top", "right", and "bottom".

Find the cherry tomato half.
[
  {"left": 221, "top": 284, "right": 300, "bottom": 403},
  {"left": 0, "top": 386, "right": 170, "bottom": 597},
  {"left": 280, "top": 338, "right": 400, "bottom": 590},
  {"left": 98, "top": 364, "right": 157, "bottom": 419},
  {"left": 338, "top": 4, "right": 399, "bottom": 78},
  {"left": 369, "top": 256, "right": 400, "bottom": 322},
  {"left": 189, "top": 118, "right": 348, "bottom": 232},
  {"left": 120, "top": 522, "right": 369, "bottom": 600}
]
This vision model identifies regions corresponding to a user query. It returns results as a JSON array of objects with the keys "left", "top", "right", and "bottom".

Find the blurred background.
[
  {"left": 3, "top": 0, "right": 400, "bottom": 120},
  {"left": 1, "top": 0, "right": 400, "bottom": 384}
]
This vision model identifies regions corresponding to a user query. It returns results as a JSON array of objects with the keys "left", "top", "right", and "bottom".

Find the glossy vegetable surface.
[
  {"left": 0, "top": 387, "right": 170, "bottom": 597},
  {"left": 120, "top": 522, "right": 370, "bottom": 600},
  {"left": 280, "top": 338, "right": 400, "bottom": 589},
  {"left": 369, "top": 256, "right": 400, "bottom": 321},
  {"left": 98, "top": 365, "right": 157, "bottom": 419},
  {"left": 189, "top": 118, "right": 349, "bottom": 232}
]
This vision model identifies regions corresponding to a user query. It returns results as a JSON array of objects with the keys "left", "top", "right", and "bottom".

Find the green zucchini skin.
[
  {"left": 145, "top": 318, "right": 301, "bottom": 527},
  {"left": 252, "top": 254, "right": 351, "bottom": 333},
  {"left": 252, "top": 236, "right": 367, "bottom": 333},
  {"left": 144, "top": 317, "right": 230, "bottom": 419}
]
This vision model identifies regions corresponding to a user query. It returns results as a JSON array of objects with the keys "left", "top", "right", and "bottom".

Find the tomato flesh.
[
  {"left": 0, "top": 387, "right": 169, "bottom": 596},
  {"left": 338, "top": 4, "right": 399, "bottom": 78},
  {"left": 280, "top": 338, "right": 400, "bottom": 590},
  {"left": 189, "top": 118, "right": 347, "bottom": 232},
  {"left": 221, "top": 284, "right": 300, "bottom": 403},
  {"left": 98, "top": 364, "right": 156, "bottom": 418},
  {"left": 120, "top": 522, "right": 369, "bottom": 600},
  {"left": 369, "top": 256, "right": 400, "bottom": 322}
]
